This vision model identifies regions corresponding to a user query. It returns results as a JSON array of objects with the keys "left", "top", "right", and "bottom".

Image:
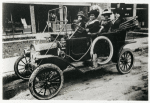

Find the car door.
[{"left": 66, "top": 37, "right": 90, "bottom": 60}]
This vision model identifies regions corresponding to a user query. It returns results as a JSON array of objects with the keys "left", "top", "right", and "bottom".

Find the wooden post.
[
  {"left": 83, "top": 6, "right": 89, "bottom": 18},
  {"left": 104, "top": 3, "right": 111, "bottom": 9},
  {"left": 117, "top": 3, "right": 120, "bottom": 8},
  {"left": 30, "top": 5, "right": 36, "bottom": 34},
  {"left": 133, "top": 4, "right": 137, "bottom": 17},
  {"left": 59, "top": 5, "right": 63, "bottom": 29}
]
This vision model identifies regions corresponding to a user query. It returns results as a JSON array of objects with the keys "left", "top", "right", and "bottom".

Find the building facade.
[{"left": 2, "top": 2, "right": 148, "bottom": 35}]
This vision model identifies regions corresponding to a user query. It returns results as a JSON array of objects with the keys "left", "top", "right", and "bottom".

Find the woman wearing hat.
[
  {"left": 85, "top": 10, "right": 100, "bottom": 34},
  {"left": 77, "top": 11, "right": 86, "bottom": 28},
  {"left": 111, "top": 8, "right": 125, "bottom": 31},
  {"left": 73, "top": 10, "right": 100, "bottom": 37},
  {"left": 73, "top": 11, "right": 87, "bottom": 37},
  {"left": 99, "top": 9, "right": 112, "bottom": 33}
]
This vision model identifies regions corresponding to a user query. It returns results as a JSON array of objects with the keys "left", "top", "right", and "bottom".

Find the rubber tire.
[
  {"left": 14, "top": 53, "right": 31, "bottom": 80},
  {"left": 90, "top": 36, "right": 114, "bottom": 64},
  {"left": 28, "top": 63, "right": 64, "bottom": 100},
  {"left": 116, "top": 48, "right": 134, "bottom": 74}
]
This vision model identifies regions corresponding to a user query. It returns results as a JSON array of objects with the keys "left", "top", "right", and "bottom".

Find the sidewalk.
[
  {"left": 2, "top": 56, "right": 20, "bottom": 84},
  {"left": 2, "top": 37, "right": 148, "bottom": 84},
  {"left": 2, "top": 31, "right": 73, "bottom": 40},
  {"left": 124, "top": 37, "right": 148, "bottom": 50}
]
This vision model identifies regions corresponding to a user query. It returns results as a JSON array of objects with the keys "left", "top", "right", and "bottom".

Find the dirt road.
[{"left": 4, "top": 48, "right": 148, "bottom": 100}]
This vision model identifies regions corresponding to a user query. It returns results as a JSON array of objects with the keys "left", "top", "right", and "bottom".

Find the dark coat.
[
  {"left": 101, "top": 19, "right": 112, "bottom": 33},
  {"left": 85, "top": 19, "right": 100, "bottom": 33},
  {"left": 111, "top": 18, "right": 124, "bottom": 31},
  {"left": 72, "top": 20, "right": 85, "bottom": 31},
  {"left": 78, "top": 21, "right": 86, "bottom": 30},
  {"left": 74, "top": 19, "right": 100, "bottom": 37},
  {"left": 80, "top": 21, "right": 86, "bottom": 28},
  {"left": 73, "top": 20, "right": 86, "bottom": 37}
]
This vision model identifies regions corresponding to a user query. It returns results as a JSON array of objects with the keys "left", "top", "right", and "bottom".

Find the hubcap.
[
  {"left": 47, "top": 82, "right": 51, "bottom": 85},
  {"left": 25, "top": 63, "right": 32, "bottom": 71},
  {"left": 124, "top": 59, "right": 128, "bottom": 64},
  {"left": 122, "top": 59, "right": 128, "bottom": 64}
]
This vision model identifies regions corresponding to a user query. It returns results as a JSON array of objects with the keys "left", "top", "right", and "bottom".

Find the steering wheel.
[
  {"left": 69, "top": 23, "right": 86, "bottom": 39},
  {"left": 72, "top": 23, "right": 85, "bottom": 31}
]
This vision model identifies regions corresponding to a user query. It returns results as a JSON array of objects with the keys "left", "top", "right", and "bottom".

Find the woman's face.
[
  {"left": 90, "top": 14, "right": 96, "bottom": 20},
  {"left": 114, "top": 13, "right": 120, "bottom": 19},
  {"left": 104, "top": 14, "right": 109, "bottom": 20},
  {"left": 78, "top": 16, "right": 82, "bottom": 21}
]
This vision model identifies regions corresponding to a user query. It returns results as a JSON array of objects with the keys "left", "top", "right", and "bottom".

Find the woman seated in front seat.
[
  {"left": 73, "top": 10, "right": 100, "bottom": 38},
  {"left": 72, "top": 11, "right": 87, "bottom": 37},
  {"left": 85, "top": 10, "right": 100, "bottom": 34}
]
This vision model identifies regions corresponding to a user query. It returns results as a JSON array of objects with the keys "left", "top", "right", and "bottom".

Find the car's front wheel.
[
  {"left": 14, "top": 53, "right": 32, "bottom": 80},
  {"left": 28, "top": 64, "right": 64, "bottom": 100}
]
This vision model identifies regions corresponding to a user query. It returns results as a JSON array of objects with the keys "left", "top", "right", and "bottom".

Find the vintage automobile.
[
  {"left": 14, "top": 7, "right": 138, "bottom": 100},
  {"left": 14, "top": 41, "right": 58, "bottom": 80},
  {"left": 14, "top": 6, "right": 68, "bottom": 80}
]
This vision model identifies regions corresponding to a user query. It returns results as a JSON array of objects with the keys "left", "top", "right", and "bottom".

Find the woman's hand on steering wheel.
[{"left": 72, "top": 23, "right": 85, "bottom": 30}]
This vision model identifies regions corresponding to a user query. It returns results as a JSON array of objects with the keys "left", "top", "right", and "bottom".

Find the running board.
[{"left": 77, "top": 62, "right": 117, "bottom": 73}]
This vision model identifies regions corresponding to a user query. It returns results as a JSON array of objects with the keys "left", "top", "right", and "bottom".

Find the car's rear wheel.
[
  {"left": 28, "top": 64, "right": 64, "bottom": 100},
  {"left": 14, "top": 53, "right": 32, "bottom": 80},
  {"left": 116, "top": 49, "right": 134, "bottom": 74}
]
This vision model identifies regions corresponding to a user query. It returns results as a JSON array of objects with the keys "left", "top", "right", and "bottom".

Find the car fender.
[
  {"left": 23, "top": 49, "right": 30, "bottom": 57},
  {"left": 35, "top": 55, "right": 75, "bottom": 71}
]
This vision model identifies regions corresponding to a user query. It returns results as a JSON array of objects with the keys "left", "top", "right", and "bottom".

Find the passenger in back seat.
[
  {"left": 111, "top": 8, "right": 125, "bottom": 31},
  {"left": 99, "top": 9, "right": 112, "bottom": 33}
]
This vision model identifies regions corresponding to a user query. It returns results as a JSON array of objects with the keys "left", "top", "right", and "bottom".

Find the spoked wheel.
[
  {"left": 28, "top": 64, "right": 64, "bottom": 100},
  {"left": 116, "top": 49, "right": 134, "bottom": 74},
  {"left": 14, "top": 53, "right": 32, "bottom": 80}
]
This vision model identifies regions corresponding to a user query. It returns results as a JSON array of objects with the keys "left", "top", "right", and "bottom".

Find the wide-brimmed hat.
[
  {"left": 102, "top": 9, "right": 112, "bottom": 16},
  {"left": 77, "top": 11, "right": 85, "bottom": 17},
  {"left": 88, "top": 10, "right": 99, "bottom": 18}
]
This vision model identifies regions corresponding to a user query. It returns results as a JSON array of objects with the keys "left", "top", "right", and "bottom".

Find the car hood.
[{"left": 31, "top": 42, "right": 57, "bottom": 52}]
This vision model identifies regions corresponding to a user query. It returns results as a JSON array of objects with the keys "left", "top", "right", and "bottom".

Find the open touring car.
[{"left": 14, "top": 6, "right": 138, "bottom": 99}]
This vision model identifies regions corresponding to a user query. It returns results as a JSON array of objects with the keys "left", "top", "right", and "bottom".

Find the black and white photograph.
[{"left": 1, "top": 0, "right": 149, "bottom": 100}]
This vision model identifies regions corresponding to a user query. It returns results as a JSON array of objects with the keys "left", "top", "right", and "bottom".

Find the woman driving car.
[
  {"left": 73, "top": 11, "right": 87, "bottom": 37},
  {"left": 72, "top": 10, "right": 100, "bottom": 38}
]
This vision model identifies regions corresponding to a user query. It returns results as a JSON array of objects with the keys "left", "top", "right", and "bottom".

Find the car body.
[
  {"left": 14, "top": 6, "right": 138, "bottom": 99},
  {"left": 27, "top": 29, "right": 136, "bottom": 99}
]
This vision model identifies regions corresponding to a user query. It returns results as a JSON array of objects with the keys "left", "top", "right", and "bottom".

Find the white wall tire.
[{"left": 90, "top": 36, "right": 113, "bottom": 65}]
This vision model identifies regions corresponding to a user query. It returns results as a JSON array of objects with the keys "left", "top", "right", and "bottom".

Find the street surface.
[{"left": 3, "top": 48, "right": 148, "bottom": 100}]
